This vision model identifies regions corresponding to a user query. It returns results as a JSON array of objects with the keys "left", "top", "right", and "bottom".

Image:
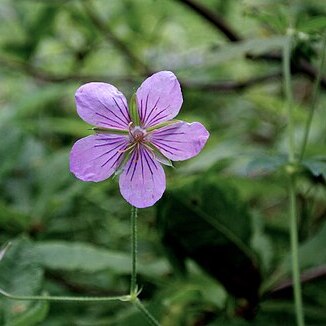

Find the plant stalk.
[
  {"left": 283, "top": 33, "right": 305, "bottom": 326},
  {"left": 0, "top": 288, "right": 129, "bottom": 302},
  {"left": 134, "top": 298, "right": 160, "bottom": 326},
  {"left": 130, "top": 206, "right": 138, "bottom": 295}
]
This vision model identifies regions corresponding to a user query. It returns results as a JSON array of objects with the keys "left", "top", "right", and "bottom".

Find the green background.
[{"left": 0, "top": 0, "right": 326, "bottom": 325}]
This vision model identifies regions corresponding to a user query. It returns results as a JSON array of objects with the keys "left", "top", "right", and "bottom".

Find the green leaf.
[
  {"left": 303, "top": 158, "right": 326, "bottom": 180},
  {"left": 166, "top": 36, "right": 287, "bottom": 68},
  {"left": 34, "top": 241, "right": 131, "bottom": 274},
  {"left": 298, "top": 222, "right": 326, "bottom": 270},
  {"left": 34, "top": 241, "right": 170, "bottom": 277},
  {"left": 157, "top": 175, "right": 261, "bottom": 307},
  {"left": 9, "top": 301, "right": 49, "bottom": 326},
  {"left": 0, "top": 243, "right": 11, "bottom": 262},
  {"left": 276, "top": 222, "right": 326, "bottom": 281},
  {"left": 0, "top": 201, "right": 30, "bottom": 232},
  {"left": 250, "top": 214, "right": 273, "bottom": 274},
  {"left": 299, "top": 16, "right": 326, "bottom": 33},
  {"left": 0, "top": 238, "right": 45, "bottom": 325},
  {"left": 246, "top": 154, "right": 287, "bottom": 176}
]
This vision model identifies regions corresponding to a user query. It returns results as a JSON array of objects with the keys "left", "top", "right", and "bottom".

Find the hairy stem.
[
  {"left": 283, "top": 34, "right": 305, "bottom": 326},
  {"left": 134, "top": 298, "right": 160, "bottom": 326},
  {"left": 284, "top": 35, "right": 296, "bottom": 163},
  {"left": 130, "top": 206, "right": 138, "bottom": 295},
  {"left": 0, "top": 288, "right": 129, "bottom": 302},
  {"left": 289, "top": 176, "right": 304, "bottom": 326}
]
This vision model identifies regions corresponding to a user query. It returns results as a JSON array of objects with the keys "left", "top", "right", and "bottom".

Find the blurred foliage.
[{"left": 0, "top": 0, "right": 326, "bottom": 325}]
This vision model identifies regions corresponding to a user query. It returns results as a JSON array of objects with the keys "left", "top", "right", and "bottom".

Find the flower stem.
[
  {"left": 134, "top": 298, "right": 160, "bottom": 326},
  {"left": 299, "top": 32, "right": 326, "bottom": 161},
  {"left": 289, "top": 176, "right": 304, "bottom": 326},
  {"left": 129, "top": 206, "right": 161, "bottom": 325},
  {"left": 130, "top": 206, "right": 138, "bottom": 296},
  {"left": 284, "top": 34, "right": 295, "bottom": 163},
  {"left": 283, "top": 34, "right": 305, "bottom": 326},
  {"left": 0, "top": 288, "right": 129, "bottom": 302}
]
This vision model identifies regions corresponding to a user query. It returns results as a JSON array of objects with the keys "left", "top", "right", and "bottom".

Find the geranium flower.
[{"left": 70, "top": 71, "right": 209, "bottom": 208}]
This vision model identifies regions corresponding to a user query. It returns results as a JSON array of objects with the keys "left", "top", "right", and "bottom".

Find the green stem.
[
  {"left": 289, "top": 176, "right": 304, "bottom": 326},
  {"left": 130, "top": 206, "right": 138, "bottom": 295},
  {"left": 129, "top": 206, "right": 160, "bottom": 325},
  {"left": 0, "top": 288, "right": 129, "bottom": 302},
  {"left": 299, "top": 33, "right": 326, "bottom": 161},
  {"left": 283, "top": 34, "right": 305, "bottom": 326},
  {"left": 284, "top": 34, "right": 296, "bottom": 163},
  {"left": 134, "top": 298, "right": 160, "bottom": 326}
]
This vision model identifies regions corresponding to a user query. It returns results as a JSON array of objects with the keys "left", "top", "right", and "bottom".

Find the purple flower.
[{"left": 70, "top": 71, "right": 209, "bottom": 208}]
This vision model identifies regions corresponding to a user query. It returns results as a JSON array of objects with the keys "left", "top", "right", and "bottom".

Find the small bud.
[
  {"left": 285, "top": 163, "right": 298, "bottom": 175},
  {"left": 298, "top": 32, "right": 309, "bottom": 41},
  {"left": 286, "top": 28, "right": 296, "bottom": 36}
]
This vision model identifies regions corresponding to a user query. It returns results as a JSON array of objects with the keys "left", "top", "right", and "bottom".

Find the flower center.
[{"left": 130, "top": 125, "right": 147, "bottom": 143}]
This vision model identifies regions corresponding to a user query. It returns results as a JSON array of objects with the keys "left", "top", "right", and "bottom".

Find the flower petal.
[
  {"left": 150, "top": 121, "right": 209, "bottom": 161},
  {"left": 75, "top": 82, "right": 130, "bottom": 129},
  {"left": 70, "top": 134, "right": 129, "bottom": 182},
  {"left": 136, "top": 71, "right": 183, "bottom": 128},
  {"left": 119, "top": 146, "right": 166, "bottom": 208}
]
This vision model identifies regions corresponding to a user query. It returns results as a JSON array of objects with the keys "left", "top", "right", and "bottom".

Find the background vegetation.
[{"left": 0, "top": 0, "right": 325, "bottom": 325}]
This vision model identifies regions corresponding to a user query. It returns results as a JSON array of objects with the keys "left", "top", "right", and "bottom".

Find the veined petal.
[
  {"left": 75, "top": 82, "right": 131, "bottom": 129},
  {"left": 119, "top": 146, "right": 166, "bottom": 208},
  {"left": 70, "top": 134, "right": 129, "bottom": 182},
  {"left": 136, "top": 71, "right": 183, "bottom": 128},
  {"left": 150, "top": 121, "right": 209, "bottom": 161}
]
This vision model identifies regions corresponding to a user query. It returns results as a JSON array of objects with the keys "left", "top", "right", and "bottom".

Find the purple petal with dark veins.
[
  {"left": 136, "top": 71, "right": 183, "bottom": 128},
  {"left": 150, "top": 121, "right": 209, "bottom": 161},
  {"left": 75, "top": 82, "right": 130, "bottom": 129},
  {"left": 70, "top": 134, "right": 129, "bottom": 182},
  {"left": 119, "top": 145, "right": 166, "bottom": 208}
]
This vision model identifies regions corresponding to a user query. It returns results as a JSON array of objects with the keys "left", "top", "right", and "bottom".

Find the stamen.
[
  {"left": 118, "top": 143, "right": 136, "bottom": 153},
  {"left": 143, "top": 143, "right": 155, "bottom": 159}
]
